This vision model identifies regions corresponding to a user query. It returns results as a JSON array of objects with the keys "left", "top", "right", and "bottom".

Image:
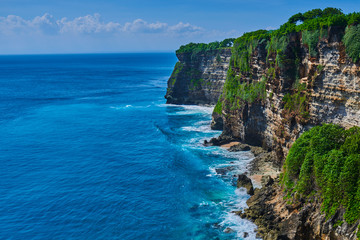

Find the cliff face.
[
  {"left": 165, "top": 48, "right": 231, "bottom": 105},
  {"left": 165, "top": 23, "right": 360, "bottom": 239},
  {"left": 215, "top": 27, "right": 360, "bottom": 165},
  {"left": 240, "top": 178, "right": 359, "bottom": 240}
]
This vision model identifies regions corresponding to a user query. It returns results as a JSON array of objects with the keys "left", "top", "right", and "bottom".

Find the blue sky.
[{"left": 1, "top": 0, "right": 360, "bottom": 54}]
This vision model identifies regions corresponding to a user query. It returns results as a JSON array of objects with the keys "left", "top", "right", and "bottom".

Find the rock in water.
[
  {"left": 237, "top": 174, "right": 254, "bottom": 195},
  {"left": 223, "top": 227, "right": 235, "bottom": 233}
]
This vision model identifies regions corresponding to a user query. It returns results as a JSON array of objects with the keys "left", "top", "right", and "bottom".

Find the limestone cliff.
[
  {"left": 165, "top": 8, "right": 360, "bottom": 240},
  {"left": 215, "top": 27, "right": 360, "bottom": 165},
  {"left": 165, "top": 48, "right": 231, "bottom": 105}
]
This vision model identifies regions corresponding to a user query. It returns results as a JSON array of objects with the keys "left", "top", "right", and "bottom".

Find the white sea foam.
[
  {"left": 181, "top": 125, "right": 213, "bottom": 133},
  {"left": 109, "top": 104, "right": 151, "bottom": 110},
  {"left": 220, "top": 211, "right": 258, "bottom": 239},
  {"left": 160, "top": 104, "right": 215, "bottom": 115}
]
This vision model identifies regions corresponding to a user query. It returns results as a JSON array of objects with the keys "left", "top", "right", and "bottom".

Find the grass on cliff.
[
  {"left": 176, "top": 38, "right": 235, "bottom": 55},
  {"left": 169, "top": 62, "right": 184, "bottom": 85},
  {"left": 213, "top": 99, "right": 223, "bottom": 115},
  {"left": 217, "top": 7, "right": 357, "bottom": 117},
  {"left": 282, "top": 124, "right": 360, "bottom": 224},
  {"left": 343, "top": 24, "right": 360, "bottom": 63}
]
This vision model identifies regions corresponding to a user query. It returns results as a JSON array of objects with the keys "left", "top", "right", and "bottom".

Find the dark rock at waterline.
[
  {"left": 237, "top": 174, "right": 254, "bottom": 195},
  {"left": 223, "top": 227, "right": 235, "bottom": 233},
  {"left": 211, "top": 112, "right": 223, "bottom": 130},
  {"left": 243, "top": 232, "right": 249, "bottom": 238},
  {"left": 212, "top": 223, "right": 221, "bottom": 229},
  {"left": 215, "top": 166, "right": 235, "bottom": 176},
  {"left": 228, "top": 143, "right": 251, "bottom": 152},
  {"left": 207, "top": 135, "right": 236, "bottom": 146}
]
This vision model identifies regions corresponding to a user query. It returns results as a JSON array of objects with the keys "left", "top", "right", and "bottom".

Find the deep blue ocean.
[{"left": 0, "top": 53, "right": 257, "bottom": 239}]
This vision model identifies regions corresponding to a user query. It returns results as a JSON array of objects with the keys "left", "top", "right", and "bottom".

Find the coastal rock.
[
  {"left": 211, "top": 27, "right": 360, "bottom": 169},
  {"left": 223, "top": 227, "right": 235, "bottom": 234},
  {"left": 166, "top": 20, "right": 360, "bottom": 240},
  {"left": 237, "top": 174, "right": 254, "bottom": 195},
  {"left": 243, "top": 179, "right": 359, "bottom": 240},
  {"left": 215, "top": 166, "right": 235, "bottom": 176},
  {"left": 165, "top": 49, "right": 231, "bottom": 105},
  {"left": 228, "top": 143, "right": 251, "bottom": 152},
  {"left": 210, "top": 111, "right": 223, "bottom": 130},
  {"left": 261, "top": 175, "right": 274, "bottom": 188}
]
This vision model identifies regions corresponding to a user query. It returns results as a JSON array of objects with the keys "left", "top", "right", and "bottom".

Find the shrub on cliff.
[
  {"left": 282, "top": 124, "right": 360, "bottom": 224},
  {"left": 176, "top": 38, "right": 235, "bottom": 54},
  {"left": 343, "top": 24, "right": 360, "bottom": 63}
]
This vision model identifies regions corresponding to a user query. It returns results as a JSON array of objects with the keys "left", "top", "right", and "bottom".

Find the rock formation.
[{"left": 165, "top": 49, "right": 230, "bottom": 105}]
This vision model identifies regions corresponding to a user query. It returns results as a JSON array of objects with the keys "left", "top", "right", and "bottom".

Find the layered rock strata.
[
  {"left": 215, "top": 28, "right": 360, "bottom": 165},
  {"left": 165, "top": 49, "right": 231, "bottom": 105}
]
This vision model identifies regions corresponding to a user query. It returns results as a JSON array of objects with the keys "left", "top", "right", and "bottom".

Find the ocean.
[{"left": 0, "top": 53, "right": 257, "bottom": 239}]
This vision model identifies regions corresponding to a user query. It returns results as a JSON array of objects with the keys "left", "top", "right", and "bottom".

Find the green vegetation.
[
  {"left": 343, "top": 24, "right": 360, "bottom": 63},
  {"left": 176, "top": 38, "right": 235, "bottom": 54},
  {"left": 266, "top": 35, "right": 288, "bottom": 67},
  {"left": 190, "top": 78, "right": 203, "bottom": 88},
  {"left": 216, "top": 54, "right": 222, "bottom": 63},
  {"left": 282, "top": 80, "right": 309, "bottom": 120},
  {"left": 282, "top": 124, "right": 360, "bottom": 224},
  {"left": 231, "top": 30, "right": 270, "bottom": 73},
  {"left": 223, "top": 72, "right": 267, "bottom": 110},
  {"left": 317, "top": 64, "right": 324, "bottom": 72},
  {"left": 302, "top": 30, "right": 320, "bottom": 57},
  {"left": 170, "top": 62, "right": 183, "bottom": 85},
  {"left": 215, "top": 7, "right": 360, "bottom": 117},
  {"left": 214, "top": 99, "right": 223, "bottom": 114}
]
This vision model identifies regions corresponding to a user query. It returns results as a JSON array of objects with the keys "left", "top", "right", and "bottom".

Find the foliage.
[
  {"left": 169, "top": 62, "right": 183, "bottom": 85},
  {"left": 190, "top": 78, "right": 203, "bottom": 88},
  {"left": 282, "top": 124, "right": 360, "bottom": 224},
  {"left": 212, "top": 7, "right": 360, "bottom": 118},
  {"left": 176, "top": 38, "right": 235, "bottom": 54},
  {"left": 216, "top": 54, "right": 222, "bottom": 63},
  {"left": 213, "top": 99, "right": 223, "bottom": 114},
  {"left": 231, "top": 30, "right": 270, "bottom": 73},
  {"left": 343, "top": 25, "right": 360, "bottom": 63},
  {"left": 266, "top": 35, "right": 288, "bottom": 67},
  {"left": 317, "top": 64, "right": 324, "bottom": 72},
  {"left": 222, "top": 68, "right": 267, "bottom": 110},
  {"left": 282, "top": 79, "right": 309, "bottom": 119},
  {"left": 302, "top": 30, "right": 320, "bottom": 57},
  {"left": 348, "top": 12, "right": 360, "bottom": 25}
]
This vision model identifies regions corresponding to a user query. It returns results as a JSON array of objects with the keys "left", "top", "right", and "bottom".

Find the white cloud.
[
  {"left": 0, "top": 13, "right": 204, "bottom": 35},
  {"left": 168, "top": 22, "right": 203, "bottom": 33},
  {"left": 0, "top": 13, "right": 241, "bottom": 54}
]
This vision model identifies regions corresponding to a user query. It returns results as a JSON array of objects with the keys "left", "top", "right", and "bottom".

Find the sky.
[{"left": 1, "top": 0, "right": 360, "bottom": 54}]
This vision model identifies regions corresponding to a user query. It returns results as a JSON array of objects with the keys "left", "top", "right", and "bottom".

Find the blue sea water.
[{"left": 0, "top": 53, "right": 257, "bottom": 240}]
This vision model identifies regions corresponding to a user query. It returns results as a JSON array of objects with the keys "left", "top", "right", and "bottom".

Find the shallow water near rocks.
[{"left": 0, "top": 53, "right": 257, "bottom": 239}]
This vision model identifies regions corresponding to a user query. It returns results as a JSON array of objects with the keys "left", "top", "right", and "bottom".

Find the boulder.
[{"left": 237, "top": 174, "right": 254, "bottom": 195}]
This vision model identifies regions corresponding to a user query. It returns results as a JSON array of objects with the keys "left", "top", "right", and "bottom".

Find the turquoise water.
[{"left": 0, "top": 53, "right": 257, "bottom": 239}]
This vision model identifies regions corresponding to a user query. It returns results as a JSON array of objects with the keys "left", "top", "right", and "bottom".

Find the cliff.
[
  {"left": 214, "top": 26, "right": 360, "bottom": 165},
  {"left": 165, "top": 8, "right": 360, "bottom": 240},
  {"left": 165, "top": 48, "right": 231, "bottom": 105}
]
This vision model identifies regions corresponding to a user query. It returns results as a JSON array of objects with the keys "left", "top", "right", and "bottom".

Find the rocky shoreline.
[
  {"left": 213, "top": 140, "right": 359, "bottom": 240},
  {"left": 167, "top": 9, "right": 360, "bottom": 238}
]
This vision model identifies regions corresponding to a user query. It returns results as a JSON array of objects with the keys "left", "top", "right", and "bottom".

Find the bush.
[
  {"left": 214, "top": 99, "right": 222, "bottom": 114},
  {"left": 302, "top": 30, "right": 320, "bottom": 57},
  {"left": 343, "top": 25, "right": 360, "bottom": 63},
  {"left": 282, "top": 124, "right": 360, "bottom": 224},
  {"left": 176, "top": 38, "right": 235, "bottom": 54}
]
